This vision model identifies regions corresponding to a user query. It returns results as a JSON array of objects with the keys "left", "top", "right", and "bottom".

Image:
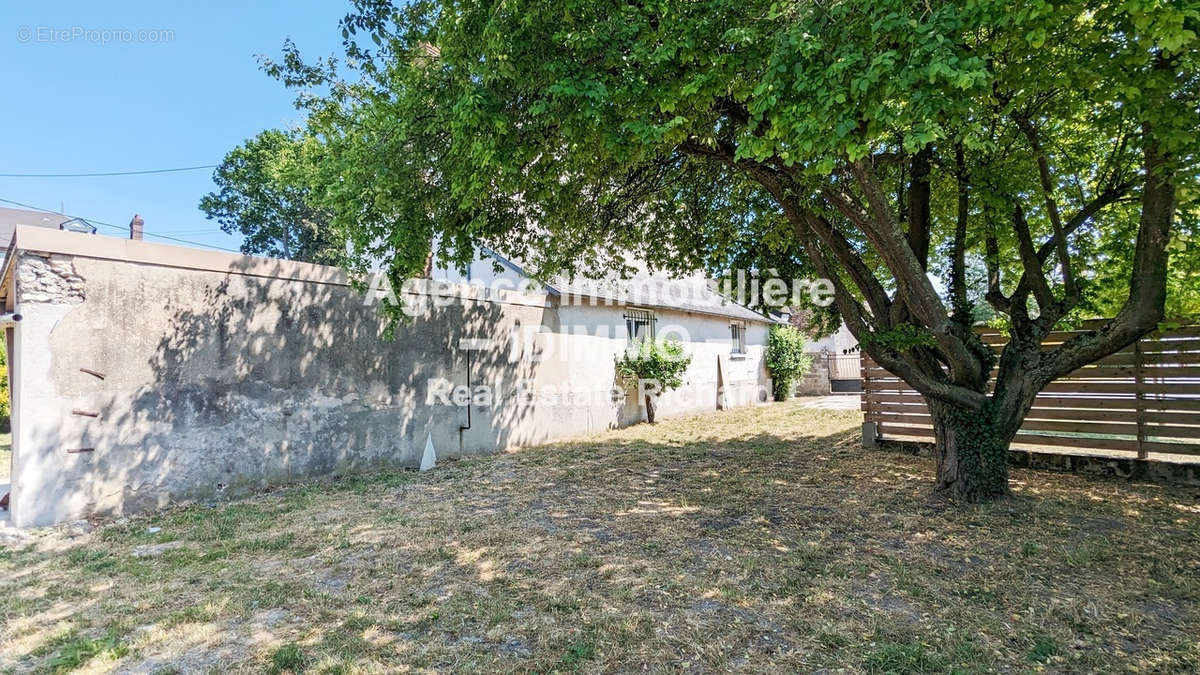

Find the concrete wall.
[{"left": 2, "top": 229, "right": 772, "bottom": 527}]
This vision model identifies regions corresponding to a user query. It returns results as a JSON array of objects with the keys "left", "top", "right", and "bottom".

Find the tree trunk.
[
  {"left": 927, "top": 398, "right": 1019, "bottom": 502},
  {"left": 772, "top": 377, "right": 792, "bottom": 402},
  {"left": 644, "top": 394, "right": 658, "bottom": 424}
]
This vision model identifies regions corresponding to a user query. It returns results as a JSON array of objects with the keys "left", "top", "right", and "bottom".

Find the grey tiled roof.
[
  {"left": 548, "top": 275, "right": 772, "bottom": 322},
  {"left": 477, "top": 248, "right": 771, "bottom": 323},
  {"left": 0, "top": 207, "right": 70, "bottom": 251}
]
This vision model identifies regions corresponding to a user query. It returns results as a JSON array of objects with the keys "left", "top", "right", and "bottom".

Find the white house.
[{"left": 432, "top": 248, "right": 778, "bottom": 422}]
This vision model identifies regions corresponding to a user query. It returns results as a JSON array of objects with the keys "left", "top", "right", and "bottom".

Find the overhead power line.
[
  {"left": 0, "top": 197, "right": 242, "bottom": 253},
  {"left": 0, "top": 164, "right": 218, "bottom": 178}
]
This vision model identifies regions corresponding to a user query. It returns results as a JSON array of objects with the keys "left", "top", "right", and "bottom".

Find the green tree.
[
  {"left": 766, "top": 325, "right": 813, "bottom": 401},
  {"left": 273, "top": 0, "right": 1199, "bottom": 500},
  {"left": 200, "top": 129, "right": 340, "bottom": 264},
  {"left": 1088, "top": 197, "right": 1200, "bottom": 319},
  {"left": 616, "top": 339, "right": 692, "bottom": 423}
]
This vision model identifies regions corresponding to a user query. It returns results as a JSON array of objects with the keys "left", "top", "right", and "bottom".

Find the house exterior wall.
[
  {"left": 808, "top": 321, "right": 858, "bottom": 355},
  {"left": 3, "top": 231, "right": 772, "bottom": 527},
  {"left": 549, "top": 301, "right": 771, "bottom": 428}
]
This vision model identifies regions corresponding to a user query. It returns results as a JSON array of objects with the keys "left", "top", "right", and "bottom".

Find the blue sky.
[{"left": 1, "top": 1, "right": 349, "bottom": 252}]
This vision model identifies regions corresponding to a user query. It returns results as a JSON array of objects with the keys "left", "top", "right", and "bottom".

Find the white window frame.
[{"left": 730, "top": 320, "right": 747, "bottom": 356}]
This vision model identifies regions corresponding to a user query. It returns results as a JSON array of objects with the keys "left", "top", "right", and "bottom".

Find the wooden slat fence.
[{"left": 861, "top": 321, "right": 1200, "bottom": 459}]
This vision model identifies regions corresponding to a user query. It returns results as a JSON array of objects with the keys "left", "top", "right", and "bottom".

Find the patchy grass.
[
  {"left": 269, "top": 643, "right": 309, "bottom": 674},
  {"left": 1, "top": 401, "right": 1198, "bottom": 672},
  {"left": 41, "top": 630, "right": 128, "bottom": 672}
]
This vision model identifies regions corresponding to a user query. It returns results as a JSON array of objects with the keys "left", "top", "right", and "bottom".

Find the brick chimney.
[{"left": 129, "top": 213, "right": 144, "bottom": 240}]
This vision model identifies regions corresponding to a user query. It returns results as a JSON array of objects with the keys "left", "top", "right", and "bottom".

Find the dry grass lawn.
[{"left": 1, "top": 401, "right": 1198, "bottom": 673}]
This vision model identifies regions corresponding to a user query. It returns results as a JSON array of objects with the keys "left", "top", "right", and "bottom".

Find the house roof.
[
  {"left": 0, "top": 207, "right": 71, "bottom": 248},
  {"left": 478, "top": 247, "right": 774, "bottom": 324},
  {"left": 550, "top": 275, "right": 773, "bottom": 323}
]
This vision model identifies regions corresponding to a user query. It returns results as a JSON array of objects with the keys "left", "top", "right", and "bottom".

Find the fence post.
[
  {"left": 1135, "top": 340, "right": 1147, "bottom": 460},
  {"left": 861, "top": 355, "right": 877, "bottom": 446},
  {"left": 862, "top": 421, "right": 879, "bottom": 449},
  {"left": 826, "top": 353, "right": 833, "bottom": 393}
]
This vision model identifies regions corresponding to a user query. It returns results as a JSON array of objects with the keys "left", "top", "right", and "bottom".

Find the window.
[
  {"left": 624, "top": 308, "right": 655, "bottom": 342},
  {"left": 730, "top": 321, "right": 747, "bottom": 355}
]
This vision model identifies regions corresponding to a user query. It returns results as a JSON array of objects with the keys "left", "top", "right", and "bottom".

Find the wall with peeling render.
[
  {"left": 1, "top": 228, "right": 773, "bottom": 527},
  {"left": 7, "top": 250, "right": 548, "bottom": 526},
  {"left": 16, "top": 252, "right": 86, "bottom": 303}
]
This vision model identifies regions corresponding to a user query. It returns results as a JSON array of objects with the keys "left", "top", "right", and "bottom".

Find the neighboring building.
[
  {"left": 807, "top": 321, "right": 858, "bottom": 355},
  {"left": 780, "top": 319, "right": 862, "bottom": 395},
  {"left": 0, "top": 207, "right": 72, "bottom": 263},
  {"left": 433, "top": 248, "right": 778, "bottom": 422},
  {"left": 1, "top": 227, "right": 776, "bottom": 527}
]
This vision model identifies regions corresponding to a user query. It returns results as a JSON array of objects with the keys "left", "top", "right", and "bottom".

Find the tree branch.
[
  {"left": 800, "top": 211, "right": 893, "bottom": 322},
  {"left": 1041, "top": 122, "right": 1175, "bottom": 382},
  {"left": 680, "top": 136, "right": 987, "bottom": 401},
  {"left": 907, "top": 145, "right": 933, "bottom": 269},
  {"left": 1011, "top": 203, "right": 1057, "bottom": 320},
  {"left": 1004, "top": 176, "right": 1141, "bottom": 324},
  {"left": 1013, "top": 112, "right": 1077, "bottom": 302},
  {"left": 845, "top": 159, "right": 949, "bottom": 327},
  {"left": 792, "top": 225, "right": 987, "bottom": 410},
  {"left": 951, "top": 143, "right": 969, "bottom": 316},
  {"left": 982, "top": 207, "right": 1010, "bottom": 313},
  {"left": 1035, "top": 177, "right": 1140, "bottom": 264},
  {"left": 841, "top": 159, "right": 984, "bottom": 386}
]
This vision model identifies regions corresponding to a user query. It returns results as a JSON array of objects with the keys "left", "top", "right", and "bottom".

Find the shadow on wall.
[{"left": 25, "top": 254, "right": 545, "bottom": 523}]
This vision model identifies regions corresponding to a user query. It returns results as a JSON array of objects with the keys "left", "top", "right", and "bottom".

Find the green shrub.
[
  {"left": 765, "top": 325, "right": 812, "bottom": 401},
  {"left": 616, "top": 339, "right": 692, "bottom": 422},
  {"left": 0, "top": 346, "right": 8, "bottom": 432}
]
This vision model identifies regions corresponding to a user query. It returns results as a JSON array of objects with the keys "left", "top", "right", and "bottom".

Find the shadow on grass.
[{"left": 3, "top": 406, "right": 1198, "bottom": 672}]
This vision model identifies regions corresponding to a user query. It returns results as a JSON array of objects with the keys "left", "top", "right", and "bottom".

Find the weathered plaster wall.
[
  {"left": 6, "top": 242, "right": 772, "bottom": 527},
  {"left": 11, "top": 252, "right": 555, "bottom": 526}
]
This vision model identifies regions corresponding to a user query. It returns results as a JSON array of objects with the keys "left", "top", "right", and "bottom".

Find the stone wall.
[{"left": 792, "top": 353, "right": 831, "bottom": 396}]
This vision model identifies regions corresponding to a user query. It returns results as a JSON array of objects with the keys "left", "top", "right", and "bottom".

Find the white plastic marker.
[{"left": 420, "top": 433, "right": 437, "bottom": 471}]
